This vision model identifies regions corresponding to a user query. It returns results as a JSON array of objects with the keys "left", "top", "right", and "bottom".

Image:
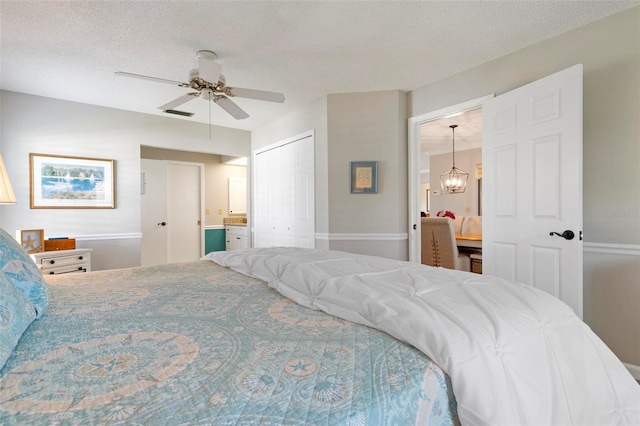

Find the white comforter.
[{"left": 205, "top": 247, "right": 640, "bottom": 426}]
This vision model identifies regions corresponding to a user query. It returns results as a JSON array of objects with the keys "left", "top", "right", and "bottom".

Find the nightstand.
[{"left": 31, "top": 248, "right": 92, "bottom": 275}]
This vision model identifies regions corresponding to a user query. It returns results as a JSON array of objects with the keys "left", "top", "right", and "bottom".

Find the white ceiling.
[
  {"left": 420, "top": 107, "right": 483, "bottom": 156},
  {"left": 1, "top": 1, "right": 636, "bottom": 132}
]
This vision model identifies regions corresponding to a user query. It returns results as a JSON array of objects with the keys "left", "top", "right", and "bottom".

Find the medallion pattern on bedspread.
[
  {"left": 0, "top": 332, "right": 198, "bottom": 413},
  {"left": 0, "top": 261, "right": 458, "bottom": 425}
]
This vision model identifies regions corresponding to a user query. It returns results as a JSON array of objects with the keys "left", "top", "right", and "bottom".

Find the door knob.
[
  {"left": 549, "top": 230, "right": 575, "bottom": 240},
  {"left": 158, "top": 221, "right": 167, "bottom": 226}
]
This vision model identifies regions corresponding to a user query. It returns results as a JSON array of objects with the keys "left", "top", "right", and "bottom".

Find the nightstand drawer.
[
  {"left": 41, "top": 263, "right": 90, "bottom": 275},
  {"left": 31, "top": 248, "right": 92, "bottom": 274},
  {"left": 39, "top": 253, "right": 88, "bottom": 268}
]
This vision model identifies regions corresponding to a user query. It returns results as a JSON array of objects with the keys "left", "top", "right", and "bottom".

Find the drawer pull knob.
[
  {"left": 78, "top": 256, "right": 83, "bottom": 260},
  {"left": 49, "top": 260, "right": 55, "bottom": 264},
  {"left": 49, "top": 271, "right": 55, "bottom": 275}
]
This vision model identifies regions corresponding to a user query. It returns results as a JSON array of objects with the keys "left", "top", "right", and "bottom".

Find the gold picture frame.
[
  {"left": 30, "top": 153, "right": 116, "bottom": 209},
  {"left": 16, "top": 229, "right": 45, "bottom": 254}
]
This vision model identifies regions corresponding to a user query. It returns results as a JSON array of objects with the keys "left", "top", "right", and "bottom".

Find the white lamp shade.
[{"left": 0, "top": 154, "right": 17, "bottom": 204}]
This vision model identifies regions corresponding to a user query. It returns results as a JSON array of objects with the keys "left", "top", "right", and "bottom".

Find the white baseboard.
[{"left": 624, "top": 363, "right": 640, "bottom": 380}]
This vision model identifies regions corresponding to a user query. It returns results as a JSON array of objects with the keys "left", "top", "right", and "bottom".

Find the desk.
[
  {"left": 455, "top": 234, "right": 482, "bottom": 274},
  {"left": 455, "top": 234, "right": 482, "bottom": 249}
]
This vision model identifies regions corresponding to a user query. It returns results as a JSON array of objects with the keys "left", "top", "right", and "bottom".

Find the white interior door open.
[{"left": 482, "top": 64, "right": 583, "bottom": 317}]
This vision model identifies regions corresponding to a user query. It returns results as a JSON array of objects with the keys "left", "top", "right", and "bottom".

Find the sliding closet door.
[
  {"left": 254, "top": 132, "right": 315, "bottom": 248},
  {"left": 293, "top": 136, "right": 315, "bottom": 248}
]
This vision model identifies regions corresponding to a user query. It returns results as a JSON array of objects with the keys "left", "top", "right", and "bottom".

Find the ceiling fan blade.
[
  {"left": 228, "top": 87, "right": 285, "bottom": 103},
  {"left": 215, "top": 96, "right": 249, "bottom": 120},
  {"left": 198, "top": 53, "right": 222, "bottom": 84},
  {"left": 158, "top": 93, "right": 198, "bottom": 110},
  {"left": 115, "top": 71, "right": 185, "bottom": 86}
]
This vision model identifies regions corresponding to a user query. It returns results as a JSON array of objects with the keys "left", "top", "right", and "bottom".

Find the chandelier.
[{"left": 440, "top": 124, "right": 469, "bottom": 194}]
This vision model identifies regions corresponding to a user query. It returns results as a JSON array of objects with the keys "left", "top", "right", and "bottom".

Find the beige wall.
[
  {"left": 408, "top": 7, "right": 640, "bottom": 245},
  {"left": 253, "top": 91, "right": 408, "bottom": 259},
  {"left": 252, "top": 7, "right": 639, "bottom": 367},
  {"left": 325, "top": 91, "right": 408, "bottom": 259},
  {"left": 407, "top": 8, "right": 640, "bottom": 366},
  {"left": 140, "top": 146, "right": 247, "bottom": 227}
]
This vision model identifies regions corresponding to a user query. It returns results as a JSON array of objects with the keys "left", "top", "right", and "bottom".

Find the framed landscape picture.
[{"left": 30, "top": 153, "right": 116, "bottom": 209}]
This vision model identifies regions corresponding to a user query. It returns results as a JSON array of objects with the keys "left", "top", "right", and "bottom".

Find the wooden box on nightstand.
[{"left": 44, "top": 238, "right": 76, "bottom": 251}]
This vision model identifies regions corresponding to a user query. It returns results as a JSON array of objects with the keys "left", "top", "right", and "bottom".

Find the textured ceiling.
[
  {"left": 420, "top": 107, "right": 483, "bottom": 156},
  {"left": 1, "top": 1, "right": 637, "bottom": 132}
]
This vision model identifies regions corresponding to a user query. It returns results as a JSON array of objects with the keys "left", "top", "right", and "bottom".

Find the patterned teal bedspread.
[{"left": 0, "top": 261, "right": 458, "bottom": 425}]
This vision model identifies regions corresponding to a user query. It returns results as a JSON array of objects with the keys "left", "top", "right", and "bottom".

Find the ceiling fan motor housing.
[{"left": 188, "top": 68, "right": 225, "bottom": 89}]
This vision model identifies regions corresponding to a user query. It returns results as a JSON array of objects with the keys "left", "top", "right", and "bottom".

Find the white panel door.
[
  {"left": 141, "top": 159, "right": 167, "bottom": 266},
  {"left": 254, "top": 132, "right": 315, "bottom": 249},
  {"left": 167, "top": 162, "right": 202, "bottom": 263},
  {"left": 141, "top": 160, "right": 203, "bottom": 265},
  {"left": 253, "top": 148, "right": 269, "bottom": 247},
  {"left": 294, "top": 136, "right": 315, "bottom": 248},
  {"left": 482, "top": 64, "right": 583, "bottom": 317},
  {"left": 277, "top": 142, "right": 296, "bottom": 247}
]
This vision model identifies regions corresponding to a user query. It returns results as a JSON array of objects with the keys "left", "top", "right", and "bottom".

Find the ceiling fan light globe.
[{"left": 196, "top": 50, "right": 217, "bottom": 61}]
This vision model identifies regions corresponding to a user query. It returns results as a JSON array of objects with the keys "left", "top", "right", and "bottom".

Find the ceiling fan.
[{"left": 115, "top": 50, "right": 285, "bottom": 120}]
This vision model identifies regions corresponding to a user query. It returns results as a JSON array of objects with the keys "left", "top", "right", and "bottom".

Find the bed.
[
  {"left": 1, "top": 232, "right": 638, "bottom": 425},
  {"left": 0, "top": 235, "right": 457, "bottom": 424}
]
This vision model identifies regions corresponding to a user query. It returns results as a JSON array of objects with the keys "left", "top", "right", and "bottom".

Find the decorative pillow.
[
  {"left": 0, "top": 270, "right": 37, "bottom": 370},
  {"left": 0, "top": 227, "right": 49, "bottom": 318}
]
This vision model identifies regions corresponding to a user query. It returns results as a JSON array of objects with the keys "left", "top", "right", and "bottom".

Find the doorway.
[
  {"left": 408, "top": 95, "right": 493, "bottom": 263},
  {"left": 408, "top": 65, "right": 584, "bottom": 318},
  {"left": 141, "top": 159, "right": 204, "bottom": 265}
]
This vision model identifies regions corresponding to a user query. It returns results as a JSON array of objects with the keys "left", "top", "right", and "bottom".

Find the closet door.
[
  {"left": 294, "top": 136, "right": 314, "bottom": 248},
  {"left": 254, "top": 133, "right": 315, "bottom": 249},
  {"left": 253, "top": 149, "right": 270, "bottom": 247}
]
